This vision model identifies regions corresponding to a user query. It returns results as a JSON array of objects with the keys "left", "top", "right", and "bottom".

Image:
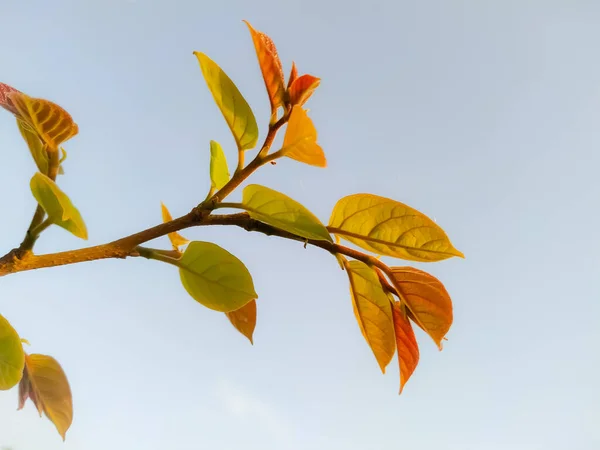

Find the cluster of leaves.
[{"left": 0, "top": 21, "right": 463, "bottom": 440}]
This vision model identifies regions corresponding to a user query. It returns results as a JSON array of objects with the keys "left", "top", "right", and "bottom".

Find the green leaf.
[
  {"left": 30, "top": 173, "right": 88, "bottom": 240},
  {"left": 241, "top": 184, "right": 332, "bottom": 242},
  {"left": 17, "top": 119, "right": 49, "bottom": 175},
  {"left": 194, "top": 52, "right": 259, "bottom": 151},
  {"left": 329, "top": 193, "right": 463, "bottom": 262},
  {"left": 209, "top": 140, "right": 230, "bottom": 190},
  {"left": 0, "top": 314, "right": 25, "bottom": 390},
  {"left": 179, "top": 241, "right": 257, "bottom": 312}
]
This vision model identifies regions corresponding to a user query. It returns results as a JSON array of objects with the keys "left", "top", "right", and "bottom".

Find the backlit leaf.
[
  {"left": 179, "top": 241, "right": 257, "bottom": 312},
  {"left": 226, "top": 299, "right": 257, "bottom": 344},
  {"left": 289, "top": 74, "right": 320, "bottom": 107},
  {"left": 30, "top": 173, "right": 87, "bottom": 240},
  {"left": 244, "top": 20, "right": 285, "bottom": 111},
  {"left": 17, "top": 119, "right": 49, "bottom": 174},
  {"left": 389, "top": 267, "right": 453, "bottom": 349},
  {"left": 329, "top": 194, "right": 463, "bottom": 262},
  {"left": 194, "top": 52, "right": 259, "bottom": 151},
  {"left": 287, "top": 61, "right": 298, "bottom": 89},
  {"left": 0, "top": 82, "right": 21, "bottom": 115},
  {"left": 242, "top": 184, "right": 332, "bottom": 242},
  {"left": 18, "top": 354, "right": 73, "bottom": 440},
  {"left": 345, "top": 260, "right": 396, "bottom": 373},
  {"left": 160, "top": 203, "right": 189, "bottom": 250},
  {"left": 392, "top": 302, "right": 419, "bottom": 394},
  {"left": 0, "top": 314, "right": 25, "bottom": 390},
  {"left": 209, "top": 140, "right": 230, "bottom": 190},
  {"left": 281, "top": 106, "right": 326, "bottom": 168}
]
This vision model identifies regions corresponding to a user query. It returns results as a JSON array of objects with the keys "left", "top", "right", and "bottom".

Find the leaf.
[
  {"left": 0, "top": 82, "right": 21, "bottom": 115},
  {"left": 345, "top": 260, "right": 396, "bottom": 373},
  {"left": 281, "top": 106, "right": 326, "bottom": 168},
  {"left": 18, "top": 354, "right": 73, "bottom": 440},
  {"left": 225, "top": 299, "right": 257, "bottom": 344},
  {"left": 242, "top": 184, "right": 332, "bottom": 242},
  {"left": 160, "top": 202, "right": 189, "bottom": 249},
  {"left": 30, "top": 173, "right": 87, "bottom": 239},
  {"left": 328, "top": 193, "right": 463, "bottom": 262},
  {"left": 194, "top": 52, "right": 259, "bottom": 151},
  {"left": 0, "top": 314, "right": 25, "bottom": 390},
  {"left": 389, "top": 267, "right": 453, "bottom": 349},
  {"left": 243, "top": 20, "right": 285, "bottom": 111},
  {"left": 17, "top": 119, "right": 49, "bottom": 174},
  {"left": 209, "top": 140, "right": 230, "bottom": 190},
  {"left": 287, "top": 61, "right": 298, "bottom": 89},
  {"left": 289, "top": 74, "right": 320, "bottom": 107},
  {"left": 179, "top": 241, "right": 257, "bottom": 312},
  {"left": 391, "top": 302, "right": 419, "bottom": 394},
  {"left": 8, "top": 91, "right": 78, "bottom": 149}
]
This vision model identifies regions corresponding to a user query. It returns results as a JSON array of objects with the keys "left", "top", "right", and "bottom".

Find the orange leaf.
[
  {"left": 288, "top": 74, "right": 320, "bottom": 107},
  {"left": 161, "top": 202, "right": 189, "bottom": 250},
  {"left": 7, "top": 91, "right": 78, "bottom": 150},
  {"left": 244, "top": 20, "right": 285, "bottom": 112},
  {"left": 287, "top": 61, "right": 298, "bottom": 89},
  {"left": 392, "top": 302, "right": 419, "bottom": 394},
  {"left": 18, "top": 354, "right": 73, "bottom": 441},
  {"left": 226, "top": 299, "right": 257, "bottom": 344},
  {"left": 281, "top": 106, "right": 326, "bottom": 167},
  {"left": 389, "top": 267, "right": 453, "bottom": 350}
]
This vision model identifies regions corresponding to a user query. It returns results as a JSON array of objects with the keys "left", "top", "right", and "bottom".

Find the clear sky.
[{"left": 0, "top": 1, "right": 599, "bottom": 449}]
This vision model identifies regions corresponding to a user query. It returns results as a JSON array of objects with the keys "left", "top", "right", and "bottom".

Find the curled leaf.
[
  {"left": 281, "top": 106, "right": 326, "bottom": 167},
  {"left": 17, "top": 119, "right": 49, "bottom": 174},
  {"left": 209, "top": 140, "right": 230, "bottom": 190},
  {"left": 392, "top": 302, "right": 419, "bottom": 393},
  {"left": 288, "top": 74, "right": 320, "bottom": 107},
  {"left": 287, "top": 61, "right": 298, "bottom": 89},
  {"left": 226, "top": 300, "right": 257, "bottom": 344},
  {"left": 0, "top": 82, "right": 22, "bottom": 115},
  {"left": 160, "top": 203, "right": 189, "bottom": 250},
  {"left": 0, "top": 314, "right": 25, "bottom": 391}
]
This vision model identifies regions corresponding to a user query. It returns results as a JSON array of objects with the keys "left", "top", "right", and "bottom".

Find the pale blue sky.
[{"left": 0, "top": 1, "right": 599, "bottom": 449}]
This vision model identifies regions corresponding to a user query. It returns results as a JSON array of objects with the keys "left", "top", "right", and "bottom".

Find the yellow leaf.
[
  {"left": 179, "top": 241, "right": 257, "bottom": 312},
  {"left": 281, "top": 106, "right": 326, "bottom": 168},
  {"left": 8, "top": 91, "right": 78, "bottom": 150},
  {"left": 329, "top": 193, "right": 463, "bottom": 262},
  {"left": 160, "top": 202, "right": 189, "bottom": 249},
  {"left": 345, "top": 260, "right": 396, "bottom": 373},
  {"left": 194, "top": 52, "right": 259, "bottom": 151},
  {"left": 0, "top": 314, "right": 25, "bottom": 391},
  {"left": 18, "top": 354, "right": 73, "bottom": 440},
  {"left": 389, "top": 267, "right": 453, "bottom": 350},
  {"left": 242, "top": 184, "right": 332, "bottom": 242},
  {"left": 226, "top": 299, "right": 257, "bottom": 344},
  {"left": 17, "top": 119, "right": 49, "bottom": 174},
  {"left": 391, "top": 302, "right": 419, "bottom": 394},
  {"left": 243, "top": 20, "right": 285, "bottom": 111},
  {"left": 209, "top": 140, "right": 230, "bottom": 190}
]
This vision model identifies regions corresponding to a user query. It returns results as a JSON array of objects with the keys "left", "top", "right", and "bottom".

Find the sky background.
[{"left": 0, "top": 1, "right": 599, "bottom": 449}]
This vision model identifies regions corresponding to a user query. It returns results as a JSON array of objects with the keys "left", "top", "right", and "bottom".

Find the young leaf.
[
  {"left": 17, "top": 119, "right": 49, "bottom": 174},
  {"left": 243, "top": 20, "right": 285, "bottom": 112},
  {"left": 160, "top": 202, "right": 189, "bottom": 250},
  {"left": 209, "top": 140, "right": 230, "bottom": 190},
  {"left": 281, "top": 106, "right": 326, "bottom": 168},
  {"left": 18, "top": 354, "right": 73, "bottom": 440},
  {"left": 389, "top": 267, "right": 453, "bottom": 350},
  {"left": 179, "top": 241, "right": 257, "bottom": 312},
  {"left": 329, "top": 194, "right": 463, "bottom": 262},
  {"left": 391, "top": 302, "right": 419, "bottom": 394},
  {"left": 0, "top": 82, "right": 21, "bottom": 115},
  {"left": 345, "top": 260, "right": 396, "bottom": 373},
  {"left": 194, "top": 52, "right": 259, "bottom": 151},
  {"left": 225, "top": 299, "right": 257, "bottom": 344},
  {"left": 242, "top": 184, "right": 332, "bottom": 242},
  {"left": 287, "top": 61, "right": 298, "bottom": 89},
  {"left": 7, "top": 91, "right": 78, "bottom": 150},
  {"left": 0, "top": 314, "right": 25, "bottom": 390},
  {"left": 30, "top": 173, "right": 88, "bottom": 240},
  {"left": 288, "top": 74, "right": 321, "bottom": 107}
]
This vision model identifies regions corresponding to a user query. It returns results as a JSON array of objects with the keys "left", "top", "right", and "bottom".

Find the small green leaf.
[
  {"left": 17, "top": 119, "right": 49, "bottom": 175},
  {"left": 0, "top": 314, "right": 25, "bottom": 390},
  {"left": 194, "top": 52, "right": 259, "bottom": 151},
  {"left": 241, "top": 184, "right": 332, "bottom": 242},
  {"left": 30, "top": 173, "right": 88, "bottom": 240},
  {"left": 179, "top": 241, "right": 257, "bottom": 312},
  {"left": 209, "top": 140, "right": 230, "bottom": 190}
]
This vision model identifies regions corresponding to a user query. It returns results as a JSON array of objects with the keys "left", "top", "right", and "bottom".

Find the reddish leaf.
[
  {"left": 226, "top": 299, "right": 257, "bottom": 344},
  {"left": 289, "top": 74, "right": 320, "bottom": 107},
  {"left": 392, "top": 302, "right": 419, "bottom": 394},
  {"left": 0, "top": 82, "right": 21, "bottom": 115},
  {"left": 287, "top": 61, "right": 298, "bottom": 89},
  {"left": 389, "top": 267, "right": 453, "bottom": 350},
  {"left": 244, "top": 20, "right": 285, "bottom": 112}
]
